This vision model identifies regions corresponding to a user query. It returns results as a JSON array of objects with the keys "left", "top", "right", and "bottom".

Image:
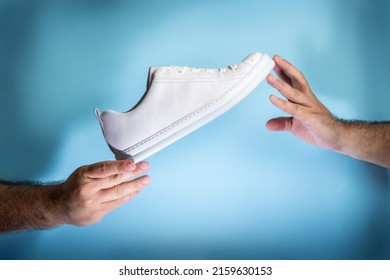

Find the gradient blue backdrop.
[{"left": 0, "top": 0, "right": 389, "bottom": 259}]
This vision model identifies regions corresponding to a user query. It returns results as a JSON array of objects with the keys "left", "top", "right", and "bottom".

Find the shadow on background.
[
  {"left": 353, "top": 0, "right": 390, "bottom": 259},
  {"left": 0, "top": 0, "right": 159, "bottom": 259},
  {"left": 0, "top": 0, "right": 191, "bottom": 260},
  {"left": 301, "top": 0, "right": 390, "bottom": 259},
  {"left": 333, "top": 0, "right": 390, "bottom": 259},
  {"left": 0, "top": 0, "right": 46, "bottom": 259},
  {"left": 0, "top": 1, "right": 48, "bottom": 179},
  {"left": 355, "top": 0, "right": 390, "bottom": 120}
]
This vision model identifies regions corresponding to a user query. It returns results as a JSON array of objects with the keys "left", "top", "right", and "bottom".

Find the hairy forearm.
[
  {"left": 336, "top": 120, "right": 390, "bottom": 168},
  {"left": 0, "top": 181, "right": 65, "bottom": 233}
]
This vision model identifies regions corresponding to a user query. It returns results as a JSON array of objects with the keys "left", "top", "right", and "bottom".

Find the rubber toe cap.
[{"left": 242, "top": 51, "right": 263, "bottom": 66}]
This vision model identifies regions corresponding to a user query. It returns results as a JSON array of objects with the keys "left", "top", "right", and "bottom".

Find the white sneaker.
[{"left": 94, "top": 52, "right": 274, "bottom": 162}]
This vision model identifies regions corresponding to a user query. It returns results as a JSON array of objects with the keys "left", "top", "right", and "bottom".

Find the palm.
[
  {"left": 290, "top": 118, "right": 316, "bottom": 145},
  {"left": 290, "top": 115, "right": 339, "bottom": 150}
]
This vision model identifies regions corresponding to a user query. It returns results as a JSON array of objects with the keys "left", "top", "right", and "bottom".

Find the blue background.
[{"left": 0, "top": 0, "right": 389, "bottom": 259}]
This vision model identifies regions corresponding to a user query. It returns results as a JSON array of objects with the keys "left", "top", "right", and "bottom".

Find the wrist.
[
  {"left": 311, "top": 113, "right": 346, "bottom": 153},
  {"left": 328, "top": 116, "right": 349, "bottom": 154},
  {"left": 46, "top": 183, "right": 69, "bottom": 227},
  {"left": 331, "top": 119, "right": 367, "bottom": 159},
  {"left": 0, "top": 182, "right": 68, "bottom": 232}
]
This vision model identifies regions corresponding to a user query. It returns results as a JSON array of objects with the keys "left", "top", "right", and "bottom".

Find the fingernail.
[
  {"left": 141, "top": 175, "right": 151, "bottom": 185},
  {"left": 267, "top": 75, "right": 280, "bottom": 89},
  {"left": 277, "top": 56, "right": 287, "bottom": 65},
  {"left": 125, "top": 161, "right": 136, "bottom": 171},
  {"left": 267, "top": 75, "right": 276, "bottom": 82},
  {"left": 275, "top": 54, "right": 283, "bottom": 61},
  {"left": 139, "top": 161, "right": 150, "bottom": 170}
]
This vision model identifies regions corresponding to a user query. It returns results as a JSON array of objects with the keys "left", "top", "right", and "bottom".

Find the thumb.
[{"left": 266, "top": 117, "right": 293, "bottom": 132}]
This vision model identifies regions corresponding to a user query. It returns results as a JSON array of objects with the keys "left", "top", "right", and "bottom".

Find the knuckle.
[
  {"left": 115, "top": 184, "right": 125, "bottom": 198},
  {"left": 67, "top": 199, "right": 105, "bottom": 226},
  {"left": 80, "top": 197, "right": 94, "bottom": 210},
  {"left": 111, "top": 173, "right": 127, "bottom": 185},
  {"left": 74, "top": 166, "right": 86, "bottom": 179},
  {"left": 133, "top": 183, "right": 142, "bottom": 193},
  {"left": 111, "top": 173, "right": 120, "bottom": 183},
  {"left": 135, "top": 178, "right": 148, "bottom": 192},
  {"left": 112, "top": 199, "right": 124, "bottom": 208},
  {"left": 293, "top": 103, "right": 300, "bottom": 114},
  {"left": 133, "top": 179, "right": 144, "bottom": 191},
  {"left": 138, "top": 177, "right": 148, "bottom": 188},
  {"left": 286, "top": 102, "right": 300, "bottom": 115},
  {"left": 98, "top": 162, "right": 107, "bottom": 176},
  {"left": 279, "top": 81, "right": 294, "bottom": 98},
  {"left": 292, "top": 89, "right": 301, "bottom": 100},
  {"left": 79, "top": 183, "right": 93, "bottom": 197}
]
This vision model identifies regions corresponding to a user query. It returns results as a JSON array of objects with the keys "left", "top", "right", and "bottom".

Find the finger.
[
  {"left": 266, "top": 117, "right": 293, "bottom": 132},
  {"left": 273, "top": 55, "right": 310, "bottom": 92},
  {"left": 267, "top": 75, "right": 310, "bottom": 106},
  {"left": 98, "top": 161, "right": 151, "bottom": 190},
  {"left": 84, "top": 160, "right": 136, "bottom": 179},
  {"left": 101, "top": 191, "right": 140, "bottom": 213},
  {"left": 98, "top": 175, "right": 151, "bottom": 203},
  {"left": 269, "top": 94, "right": 305, "bottom": 119},
  {"left": 274, "top": 64, "right": 292, "bottom": 86}
]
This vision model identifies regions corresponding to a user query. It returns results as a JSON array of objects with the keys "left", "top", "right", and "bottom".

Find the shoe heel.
[{"left": 94, "top": 108, "right": 103, "bottom": 127}]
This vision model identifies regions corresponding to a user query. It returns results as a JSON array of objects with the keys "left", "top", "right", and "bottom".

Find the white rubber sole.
[{"left": 116, "top": 54, "right": 275, "bottom": 162}]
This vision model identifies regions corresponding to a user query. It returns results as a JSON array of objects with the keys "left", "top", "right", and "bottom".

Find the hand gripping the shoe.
[
  {"left": 57, "top": 160, "right": 151, "bottom": 226},
  {"left": 266, "top": 55, "right": 390, "bottom": 168},
  {"left": 0, "top": 160, "right": 151, "bottom": 232}
]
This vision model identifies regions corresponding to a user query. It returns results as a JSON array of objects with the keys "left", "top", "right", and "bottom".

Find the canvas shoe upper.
[{"left": 94, "top": 52, "right": 275, "bottom": 162}]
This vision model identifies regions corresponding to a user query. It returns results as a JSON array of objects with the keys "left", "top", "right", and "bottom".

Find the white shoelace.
[{"left": 162, "top": 64, "right": 238, "bottom": 75}]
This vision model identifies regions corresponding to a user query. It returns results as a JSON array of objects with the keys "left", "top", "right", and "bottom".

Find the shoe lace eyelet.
[{"left": 229, "top": 64, "right": 238, "bottom": 71}]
